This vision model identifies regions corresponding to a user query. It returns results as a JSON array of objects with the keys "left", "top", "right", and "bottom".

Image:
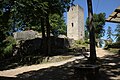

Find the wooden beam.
[
  {"left": 106, "top": 6, "right": 120, "bottom": 23},
  {"left": 106, "top": 19, "right": 120, "bottom": 23}
]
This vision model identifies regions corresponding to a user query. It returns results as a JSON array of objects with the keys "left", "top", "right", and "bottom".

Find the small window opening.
[
  {"left": 72, "top": 8, "right": 73, "bottom": 11},
  {"left": 72, "top": 23, "right": 74, "bottom": 27}
]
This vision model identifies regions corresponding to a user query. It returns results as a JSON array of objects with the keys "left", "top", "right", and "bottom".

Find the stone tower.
[{"left": 67, "top": 5, "right": 84, "bottom": 40}]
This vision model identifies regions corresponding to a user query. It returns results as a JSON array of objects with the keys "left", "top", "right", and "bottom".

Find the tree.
[
  {"left": 42, "top": 0, "right": 72, "bottom": 55},
  {"left": 86, "top": 0, "right": 106, "bottom": 62},
  {"left": 0, "top": 0, "right": 73, "bottom": 56},
  {"left": 49, "top": 13, "right": 67, "bottom": 37},
  {"left": 107, "top": 26, "right": 113, "bottom": 41},
  {"left": 85, "top": 27, "right": 89, "bottom": 40},
  {"left": 12, "top": 0, "right": 73, "bottom": 55},
  {"left": 86, "top": 13, "right": 106, "bottom": 39},
  {"left": 0, "top": 0, "right": 11, "bottom": 38},
  {"left": 115, "top": 23, "right": 120, "bottom": 42},
  {"left": 86, "top": 0, "right": 96, "bottom": 63},
  {"left": 86, "top": 13, "right": 106, "bottom": 47},
  {"left": 0, "top": 0, "right": 12, "bottom": 42},
  {"left": 0, "top": 0, "right": 16, "bottom": 59},
  {"left": 43, "top": 0, "right": 74, "bottom": 55}
]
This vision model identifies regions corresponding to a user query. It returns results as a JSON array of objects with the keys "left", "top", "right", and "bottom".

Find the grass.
[{"left": 108, "top": 48, "right": 119, "bottom": 54}]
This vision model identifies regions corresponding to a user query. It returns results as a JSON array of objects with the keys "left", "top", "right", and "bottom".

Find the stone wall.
[
  {"left": 13, "top": 30, "right": 75, "bottom": 55},
  {"left": 15, "top": 37, "right": 74, "bottom": 55},
  {"left": 13, "top": 30, "right": 41, "bottom": 40}
]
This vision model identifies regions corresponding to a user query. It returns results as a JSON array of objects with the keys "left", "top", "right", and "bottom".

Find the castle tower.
[{"left": 67, "top": 5, "right": 84, "bottom": 40}]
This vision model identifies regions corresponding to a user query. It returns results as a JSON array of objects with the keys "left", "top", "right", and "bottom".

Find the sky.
[{"left": 64, "top": 0, "right": 120, "bottom": 41}]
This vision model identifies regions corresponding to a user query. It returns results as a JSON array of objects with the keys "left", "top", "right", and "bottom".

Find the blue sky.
[{"left": 64, "top": 0, "right": 120, "bottom": 41}]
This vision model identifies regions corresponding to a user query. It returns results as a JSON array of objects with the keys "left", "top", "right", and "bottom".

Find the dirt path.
[
  {"left": 0, "top": 48, "right": 114, "bottom": 78},
  {"left": 0, "top": 56, "right": 84, "bottom": 77},
  {"left": 96, "top": 48, "right": 112, "bottom": 57}
]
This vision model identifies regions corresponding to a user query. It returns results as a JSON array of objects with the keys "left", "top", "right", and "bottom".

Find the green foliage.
[
  {"left": 75, "top": 40, "right": 83, "bottom": 44},
  {"left": 3, "top": 44, "right": 13, "bottom": 54},
  {"left": 0, "top": 0, "right": 73, "bottom": 57},
  {"left": 85, "top": 27, "right": 89, "bottom": 40},
  {"left": 86, "top": 13, "right": 106, "bottom": 48},
  {"left": 3, "top": 0, "right": 73, "bottom": 33},
  {"left": 0, "top": 1, "right": 12, "bottom": 57},
  {"left": 0, "top": 36, "right": 16, "bottom": 59},
  {"left": 5, "top": 36, "right": 16, "bottom": 45},
  {"left": 4, "top": 36, "right": 16, "bottom": 54},
  {"left": 86, "top": 13, "right": 106, "bottom": 39},
  {"left": 73, "top": 39, "right": 89, "bottom": 48},
  {"left": 114, "top": 24, "right": 120, "bottom": 42},
  {"left": 6, "top": 0, "right": 71, "bottom": 33},
  {"left": 104, "top": 40, "right": 113, "bottom": 49},
  {"left": 10, "top": 0, "right": 49, "bottom": 31},
  {"left": 0, "top": 0, "right": 72, "bottom": 33},
  {"left": 103, "top": 26, "right": 113, "bottom": 48},
  {"left": 49, "top": 14, "right": 66, "bottom": 36},
  {"left": 108, "top": 42, "right": 120, "bottom": 48},
  {"left": 0, "top": 1, "right": 11, "bottom": 42},
  {"left": 107, "top": 26, "right": 113, "bottom": 41},
  {"left": 108, "top": 48, "right": 119, "bottom": 54}
]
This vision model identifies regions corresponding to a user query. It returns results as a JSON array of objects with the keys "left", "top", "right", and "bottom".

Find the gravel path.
[{"left": 96, "top": 48, "right": 112, "bottom": 57}]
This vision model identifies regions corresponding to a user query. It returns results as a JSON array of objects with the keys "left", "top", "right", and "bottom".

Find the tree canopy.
[
  {"left": 0, "top": 0, "right": 74, "bottom": 56},
  {"left": 107, "top": 26, "right": 113, "bottom": 41},
  {"left": 86, "top": 13, "right": 106, "bottom": 39},
  {"left": 49, "top": 13, "right": 66, "bottom": 36},
  {"left": 0, "top": 0, "right": 72, "bottom": 37},
  {"left": 0, "top": 0, "right": 11, "bottom": 43},
  {"left": 115, "top": 23, "right": 120, "bottom": 42}
]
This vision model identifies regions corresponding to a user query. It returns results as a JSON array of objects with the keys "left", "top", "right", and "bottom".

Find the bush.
[
  {"left": 0, "top": 36, "right": 16, "bottom": 59},
  {"left": 72, "top": 39, "right": 89, "bottom": 49},
  {"left": 108, "top": 42, "right": 120, "bottom": 48},
  {"left": 108, "top": 48, "right": 119, "bottom": 54},
  {"left": 3, "top": 44, "right": 13, "bottom": 55}
]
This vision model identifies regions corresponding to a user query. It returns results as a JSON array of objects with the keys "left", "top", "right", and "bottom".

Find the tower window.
[
  {"left": 72, "top": 8, "right": 73, "bottom": 11},
  {"left": 72, "top": 23, "right": 74, "bottom": 27},
  {"left": 81, "top": 32, "right": 82, "bottom": 36}
]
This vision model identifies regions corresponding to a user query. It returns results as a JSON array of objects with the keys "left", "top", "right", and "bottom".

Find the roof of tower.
[
  {"left": 70, "top": 4, "right": 83, "bottom": 10},
  {"left": 76, "top": 4, "right": 84, "bottom": 10}
]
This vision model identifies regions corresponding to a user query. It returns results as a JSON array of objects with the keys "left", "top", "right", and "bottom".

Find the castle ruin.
[{"left": 67, "top": 5, "right": 84, "bottom": 40}]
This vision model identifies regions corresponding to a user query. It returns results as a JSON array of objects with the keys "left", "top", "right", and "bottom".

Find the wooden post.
[{"left": 87, "top": 0, "right": 97, "bottom": 63}]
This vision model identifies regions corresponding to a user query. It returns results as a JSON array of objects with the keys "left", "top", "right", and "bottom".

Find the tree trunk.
[
  {"left": 89, "top": 26, "right": 97, "bottom": 62},
  {"left": 41, "top": 17, "right": 45, "bottom": 38},
  {"left": 40, "top": 17, "right": 47, "bottom": 54},
  {"left": 87, "top": 0, "right": 97, "bottom": 63},
  {"left": 46, "top": 14, "right": 51, "bottom": 55}
]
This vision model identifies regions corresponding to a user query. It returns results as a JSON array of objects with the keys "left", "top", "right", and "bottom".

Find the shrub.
[
  {"left": 3, "top": 44, "right": 13, "bottom": 55},
  {"left": 1, "top": 36, "right": 16, "bottom": 59},
  {"left": 108, "top": 42, "right": 120, "bottom": 48},
  {"left": 72, "top": 39, "right": 89, "bottom": 49},
  {"left": 108, "top": 48, "right": 119, "bottom": 54}
]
